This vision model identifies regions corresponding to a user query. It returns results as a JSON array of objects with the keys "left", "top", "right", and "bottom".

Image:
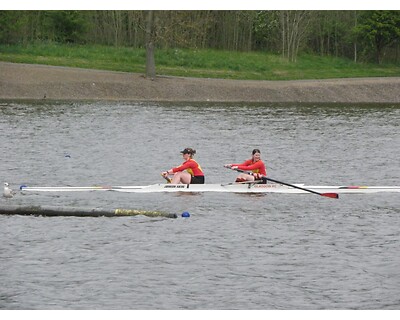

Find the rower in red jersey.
[
  {"left": 162, "top": 148, "right": 205, "bottom": 184},
  {"left": 225, "top": 149, "right": 267, "bottom": 182}
]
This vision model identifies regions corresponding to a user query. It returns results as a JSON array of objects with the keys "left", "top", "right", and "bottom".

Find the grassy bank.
[{"left": 1, "top": 43, "right": 400, "bottom": 80}]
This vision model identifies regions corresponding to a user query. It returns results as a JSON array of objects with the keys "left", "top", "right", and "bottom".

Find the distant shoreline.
[{"left": 1, "top": 62, "right": 400, "bottom": 103}]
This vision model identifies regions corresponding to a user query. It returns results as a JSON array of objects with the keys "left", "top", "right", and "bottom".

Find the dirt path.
[{"left": 1, "top": 61, "right": 400, "bottom": 103}]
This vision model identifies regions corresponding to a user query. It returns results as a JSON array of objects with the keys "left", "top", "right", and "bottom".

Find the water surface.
[{"left": 1, "top": 101, "right": 399, "bottom": 309}]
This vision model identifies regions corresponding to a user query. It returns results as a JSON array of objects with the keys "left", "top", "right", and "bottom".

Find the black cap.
[{"left": 180, "top": 148, "right": 196, "bottom": 155}]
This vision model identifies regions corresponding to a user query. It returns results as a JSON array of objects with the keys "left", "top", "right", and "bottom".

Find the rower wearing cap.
[{"left": 162, "top": 148, "right": 205, "bottom": 184}]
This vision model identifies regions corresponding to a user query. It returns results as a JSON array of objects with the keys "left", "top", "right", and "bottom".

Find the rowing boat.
[{"left": 19, "top": 183, "right": 400, "bottom": 194}]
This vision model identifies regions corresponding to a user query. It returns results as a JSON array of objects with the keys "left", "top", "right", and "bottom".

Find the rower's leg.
[
  {"left": 235, "top": 173, "right": 255, "bottom": 182},
  {"left": 171, "top": 172, "right": 192, "bottom": 184}
]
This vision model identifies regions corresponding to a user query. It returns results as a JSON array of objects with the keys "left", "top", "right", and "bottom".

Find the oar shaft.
[
  {"left": 230, "top": 167, "right": 338, "bottom": 199},
  {"left": 261, "top": 176, "right": 323, "bottom": 196}
]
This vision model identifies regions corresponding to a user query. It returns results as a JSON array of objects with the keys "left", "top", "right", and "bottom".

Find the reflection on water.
[{"left": 0, "top": 101, "right": 399, "bottom": 309}]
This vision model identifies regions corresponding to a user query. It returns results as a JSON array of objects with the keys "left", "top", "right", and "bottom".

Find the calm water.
[{"left": 0, "top": 101, "right": 399, "bottom": 309}]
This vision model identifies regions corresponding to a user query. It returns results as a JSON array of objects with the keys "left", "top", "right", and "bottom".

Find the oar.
[
  {"left": 161, "top": 173, "right": 172, "bottom": 183},
  {"left": 227, "top": 167, "right": 339, "bottom": 199}
]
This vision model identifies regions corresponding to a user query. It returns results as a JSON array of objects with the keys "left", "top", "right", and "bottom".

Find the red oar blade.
[{"left": 322, "top": 193, "right": 339, "bottom": 199}]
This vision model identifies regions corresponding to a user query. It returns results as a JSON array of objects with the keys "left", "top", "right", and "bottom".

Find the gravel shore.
[{"left": 1, "top": 61, "right": 400, "bottom": 103}]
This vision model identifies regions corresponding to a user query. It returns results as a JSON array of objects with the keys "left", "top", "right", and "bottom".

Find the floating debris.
[{"left": 0, "top": 205, "right": 177, "bottom": 218}]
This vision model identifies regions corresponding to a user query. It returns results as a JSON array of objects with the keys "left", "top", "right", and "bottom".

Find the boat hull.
[{"left": 20, "top": 183, "right": 400, "bottom": 194}]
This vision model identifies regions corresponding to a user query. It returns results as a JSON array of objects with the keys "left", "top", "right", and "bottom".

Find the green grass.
[{"left": 1, "top": 43, "right": 399, "bottom": 80}]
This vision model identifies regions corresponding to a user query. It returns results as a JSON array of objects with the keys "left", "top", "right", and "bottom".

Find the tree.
[
  {"left": 44, "top": 11, "right": 88, "bottom": 43},
  {"left": 356, "top": 11, "right": 400, "bottom": 64},
  {"left": 280, "top": 11, "right": 310, "bottom": 62},
  {"left": 145, "top": 11, "right": 156, "bottom": 79},
  {"left": 252, "top": 11, "right": 280, "bottom": 52}
]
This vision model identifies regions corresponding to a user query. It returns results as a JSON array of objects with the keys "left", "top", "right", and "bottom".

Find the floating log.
[{"left": 0, "top": 205, "right": 177, "bottom": 218}]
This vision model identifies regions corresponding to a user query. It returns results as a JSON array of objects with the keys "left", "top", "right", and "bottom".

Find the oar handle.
[
  {"left": 227, "top": 167, "right": 339, "bottom": 199},
  {"left": 161, "top": 173, "right": 172, "bottom": 183}
]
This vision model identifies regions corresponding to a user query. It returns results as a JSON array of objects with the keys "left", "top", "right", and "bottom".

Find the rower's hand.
[
  {"left": 224, "top": 164, "right": 232, "bottom": 168},
  {"left": 254, "top": 173, "right": 262, "bottom": 180},
  {"left": 161, "top": 171, "right": 168, "bottom": 177}
]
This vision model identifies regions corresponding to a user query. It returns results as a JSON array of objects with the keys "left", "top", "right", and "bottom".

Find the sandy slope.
[{"left": 1, "top": 62, "right": 400, "bottom": 103}]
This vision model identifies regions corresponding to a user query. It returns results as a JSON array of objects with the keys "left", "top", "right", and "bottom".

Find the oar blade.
[{"left": 322, "top": 193, "right": 339, "bottom": 199}]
